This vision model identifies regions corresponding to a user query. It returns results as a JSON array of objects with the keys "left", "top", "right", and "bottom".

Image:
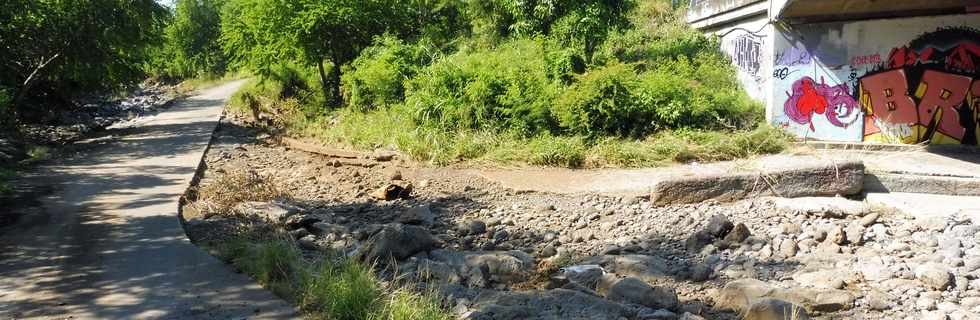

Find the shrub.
[
  {"left": 554, "top": 58, "right": 761, "bottom": 137},
  {"left": 342, "top": 36, "right": 434, "bottom": 109},
  {"left": 553, "top": 62, "right": 647, "bottom": 137},
  {"left": 404, "top": 39, "right": 559, "bottom": 134}
]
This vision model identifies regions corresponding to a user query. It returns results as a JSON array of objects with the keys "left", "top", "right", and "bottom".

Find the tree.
[
  {"left": 159, "top": 0, "right": 226, "bottom": 78},
  {"left": 464, "top": 0, "right": 634, "bottom": 61},
  {"left": 221, "top": 0, "right": 416, "bottom": 106},
  {"left": 0, "top": 0, "right": 168, "bottom": 121}
]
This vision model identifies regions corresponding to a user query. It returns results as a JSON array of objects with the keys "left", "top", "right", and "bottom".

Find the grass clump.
[
  {"left": 212, "top": 236, "right": 452, "bottom": 320},
  {"left": 0, "top": 167, "right": 15, "bottom": 194},
  {"left": 192, "top": 168, "right": 290, "bottom": 215}
]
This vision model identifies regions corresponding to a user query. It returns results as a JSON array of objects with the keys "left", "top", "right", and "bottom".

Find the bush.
[
  {"left": 342, "top": 36, "right": 434, "bottom": 109},
  {"left": 554, "top": 63, "right": 646, "bottom": 137},
  {"left": 554, "top": 58, "right": 761, "bottom": 137},
  {"left": 405, "top": 39, "right": 559, "bottom": 134}
]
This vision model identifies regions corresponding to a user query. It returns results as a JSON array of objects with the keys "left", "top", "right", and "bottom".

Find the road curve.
[{"left": 0, "top": 81, "right": 297, "bottom": 319}]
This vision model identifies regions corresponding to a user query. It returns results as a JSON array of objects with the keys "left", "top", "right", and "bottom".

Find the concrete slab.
[
  {"left": 478, "top": 154, "right": 864, "bottom": 198},
  {"left": 866, "top": 192, "right": 980, "bottom": 224}
]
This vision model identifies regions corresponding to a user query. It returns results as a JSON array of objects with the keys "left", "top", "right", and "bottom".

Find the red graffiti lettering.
[
  {"left": 915, "top": 70, "right": 973, "bottom": 140},
  {"left": 859, "top": 70, "right": 918, "bottom": 124},
  {"left": 947, "top": 42, "right": 980, "bottom": 72},
  {"left": 851, "top": 54, "right": 881, "bottom": 66}
]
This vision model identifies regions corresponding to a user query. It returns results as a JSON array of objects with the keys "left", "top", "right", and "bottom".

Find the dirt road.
[{"left": 0, "top": 81, "right": 296, "bottom": 319}]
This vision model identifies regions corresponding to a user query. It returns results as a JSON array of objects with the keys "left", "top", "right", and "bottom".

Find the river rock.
[
  {"left": 706, "top": 214, "right": 734, "bottom": 237},
  {"left": 915, "top": 263, "right": 953, "bottom": 290},
  {"left": 605, "top": 277, "right": 679, "bottom": 310},
  {"left": 355, "top": 223, "right": 438, "bottom": 262},
  {"left": 744, "top": 298, "right": 809, "bottom": 320}
]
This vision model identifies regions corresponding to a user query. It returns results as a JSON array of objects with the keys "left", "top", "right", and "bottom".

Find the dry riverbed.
[{"left": 182, "top": 114, "right": 980, "bottom": 320}]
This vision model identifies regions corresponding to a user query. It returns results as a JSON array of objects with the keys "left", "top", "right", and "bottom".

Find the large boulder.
[
  {"left": 466, "top": 288, "right": 633, "bottom": 320},
  {"left": 582, "top": 254, "right": 669, "bottom": 283},
  {"left": 605, "top": 277, "right": 679, "bottom": 310},
  {"left": 717, "top": 278, "right": 855, "bottom": 313},
  {"left": 744, "top": 299, "right": 810, "bottom": 320},
  {"left": 429, "top": 249, "right": 536, "bottom": 286},
  {"left": 915, "top": 263, "right": 953, "bottom": 291},
  {"left": 235, "top": 200, "right": 303, "bottom": 223},
  {"left": 355, "top": 223, "right": 438, "bottom": 263}
]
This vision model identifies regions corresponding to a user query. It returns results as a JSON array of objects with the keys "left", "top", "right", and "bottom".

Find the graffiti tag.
[
  {"left": 731, "top": 35, "right": 763, "bottom": 76},
  {"left": 776, "top": 46, "right": 812, "bottom": 67},
  {"left": 851, "top": 54, "right": 881, "bottom": 66},
  {"left": 773, "top": 67, "right": 797, "bottom": 80}
]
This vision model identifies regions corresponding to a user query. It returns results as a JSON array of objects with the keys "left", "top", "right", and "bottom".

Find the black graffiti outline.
[{"left": 773, "top": 67, "right": 798, "bottom": 80}]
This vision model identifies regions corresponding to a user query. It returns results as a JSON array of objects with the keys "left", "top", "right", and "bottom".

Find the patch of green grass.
[
  {"left": 0, "top": 167, "right": 15, "bottom": 194},
  {"left": 25, "top": 145, "right": 51, "bottom": 163},
  {"left": 291, "top": 106, "right": 792, "bottom": 168},
  {"left": 213, "top": 237, "right": 452, "bottom": 320}
]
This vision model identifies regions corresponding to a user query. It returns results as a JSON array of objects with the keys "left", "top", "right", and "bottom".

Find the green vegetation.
[
  {"left": 0, "top": 0, "right": 168, "bottom": 125},
  {"left": 150, "top": 0, "right": 227, "bottom": 80},
  {"left": 214, "top": 237, "right": 451, "bottom": 320},
  {"left": 217, "top": 0, "right": 788, "bottom": 168}
]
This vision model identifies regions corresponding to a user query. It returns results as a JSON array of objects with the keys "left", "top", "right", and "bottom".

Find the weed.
[
  {"left": 192, "top": 169, "right": 290, "bottom": 216},
  {"left": 211, "top": 236, "right": 453, "bottom": 320},
  {"left": 25, "top": 145, "right": 51, "bottom": 162}
]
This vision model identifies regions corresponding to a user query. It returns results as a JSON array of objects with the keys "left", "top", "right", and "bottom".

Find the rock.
[
  {"left": 921, "top": 310, "right": 950, "bottom": 320},
  {"left": 793, "top": 269, "right": 857, "bottom": 289},
  {"left": 468, "top": 288, "right": 632, "bottom": 319},
  {"left": 586, "top": 254, "right": 669, "bottom": 283},
  {"left": 493, "top": 230, "right": 510, "bottom": 243},
  {"left": 779, "top": 239, "right": 798, "bottom": 258},
  {"left": 915, "top": 263, "right": 953, "bottom": 290},
  {"left": 706, "top": 215, "right": 734, "bottom": 237},
  {"left": 373, "top": 150, "right": 397, "bottom": 161},
  {"left": 826, "top": 226, "right": 846, "bottom": 245},
  {"left": 717, "top": 278, "right": 854, "bottom": 313},
  {"left": 690, "top": 263, "right": 712, "bottom": 282},
  {"left": 716, "top": 279, "right": 775, "bottom": 311},
  {"left": 686, "top": 231, "right": 714, "bottom": 252},
  {"left": 845, "top": 222, "right": 865, "bottom": 245},
  {"left": 431, "top": 250, "right": 536, "bottom": 284},
  {"left": 856, "top": 258, "right": 893, "bottom": 283},
  {"left": 561, "top": 265, "right": 605, "bottom": 289},
  {"left": 860, "top": 212, "right": 880, "bottom": 227},
  {"left": 916, "top": 217, "right": 948, "bottom": 232},
  {"left": 235, "top": 200, "right": 303, "bottom": 223},
  {"left": 399, "top": 205, "right": 435, "bottom": 225},
  {"left": 773, "top": 196, "right": 869, "bottom": 218},
  {"left": 355, "top": 223, "right": 438, "bottom": 262},
  {"left": 297, "top": 235, "right": 319, "bottom": 250},
  {"left": 724, "top": 223, "right": 751, "bottom": 243},
  {"left": 457, "top": 219, "right": 486, "bottom": 236},
  {"left": 387, "top": 169, "right": 403, "bottom": 181},
  {"left": 780, "top": 223, "right": 802, "bottom": 235},
  {"left": 866, "top": 290, "right": 894, "bottom": 310},
  {"left": 605, "top": 277, "right": 679, "bottom": 310},
  {"left": 917, "top": 295, "right": 938, "bottom": 311},
  {"left": 744, "top": 298, "right": 809, "bottom": 320},
  {"left": 679, "top": 313, "right": 706, "bottom": 320},
  {"left": 637, "top": 308, "right": 677, "bottom": 320},
  {"left": 649, "top": 162, "right": 864, "bottom": 206},
  {"left": 288, "top": 228, "right": 310, "bottom": 239},
  {"left": 370, "top": 182, "right": 413, "bottom": 200}
]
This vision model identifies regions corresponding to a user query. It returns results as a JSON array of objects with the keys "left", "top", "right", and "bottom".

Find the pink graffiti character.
[{"left": 784, "top": 76, "right": 860, "bottom": 131}]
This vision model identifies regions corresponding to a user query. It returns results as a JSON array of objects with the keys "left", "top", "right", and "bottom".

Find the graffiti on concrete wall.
[
  {"left": 732, "top": 34, "right": 763, "bottom": 76},
  {"left": 775, "top": 27, "right": 980, "bottom": 145},
  {"left": 860, "top": 28, "right": 980, "bottom": 145},
  {"left": 783, "top": 76, "right": 861, "bottom": 131}
]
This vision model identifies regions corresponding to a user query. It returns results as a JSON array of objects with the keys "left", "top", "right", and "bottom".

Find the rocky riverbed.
[{"left": 183, "top": 115, "right": 980, "bottom": 320}]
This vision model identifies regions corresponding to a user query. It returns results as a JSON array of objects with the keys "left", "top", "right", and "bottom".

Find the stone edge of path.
[
  {"left": 865, "top": 173, "right": 980, "bottom": 196},
  {"left": 650, "top": 160, "right": 865, "bottom": 206}
]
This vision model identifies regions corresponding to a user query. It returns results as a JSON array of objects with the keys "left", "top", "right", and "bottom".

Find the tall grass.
[{"left": 213, "top": 237, "right": 452, "bottom": 320}]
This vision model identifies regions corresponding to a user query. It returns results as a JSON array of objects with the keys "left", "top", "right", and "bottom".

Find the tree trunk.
[
  {"left": 316, "top": 59, "right": 331, "bottom": 107},
  {"left": 328, "top": 57, "right": 342, "bottom": 106}
]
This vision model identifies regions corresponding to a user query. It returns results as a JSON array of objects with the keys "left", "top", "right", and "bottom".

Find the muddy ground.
[{"left": 183, "top": 114, "right": 980, "bottom": 320}]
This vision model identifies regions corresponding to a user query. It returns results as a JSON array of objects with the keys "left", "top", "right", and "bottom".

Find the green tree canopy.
[{"left": 0, "top": 0, "right": 168, "bottom": 120}]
